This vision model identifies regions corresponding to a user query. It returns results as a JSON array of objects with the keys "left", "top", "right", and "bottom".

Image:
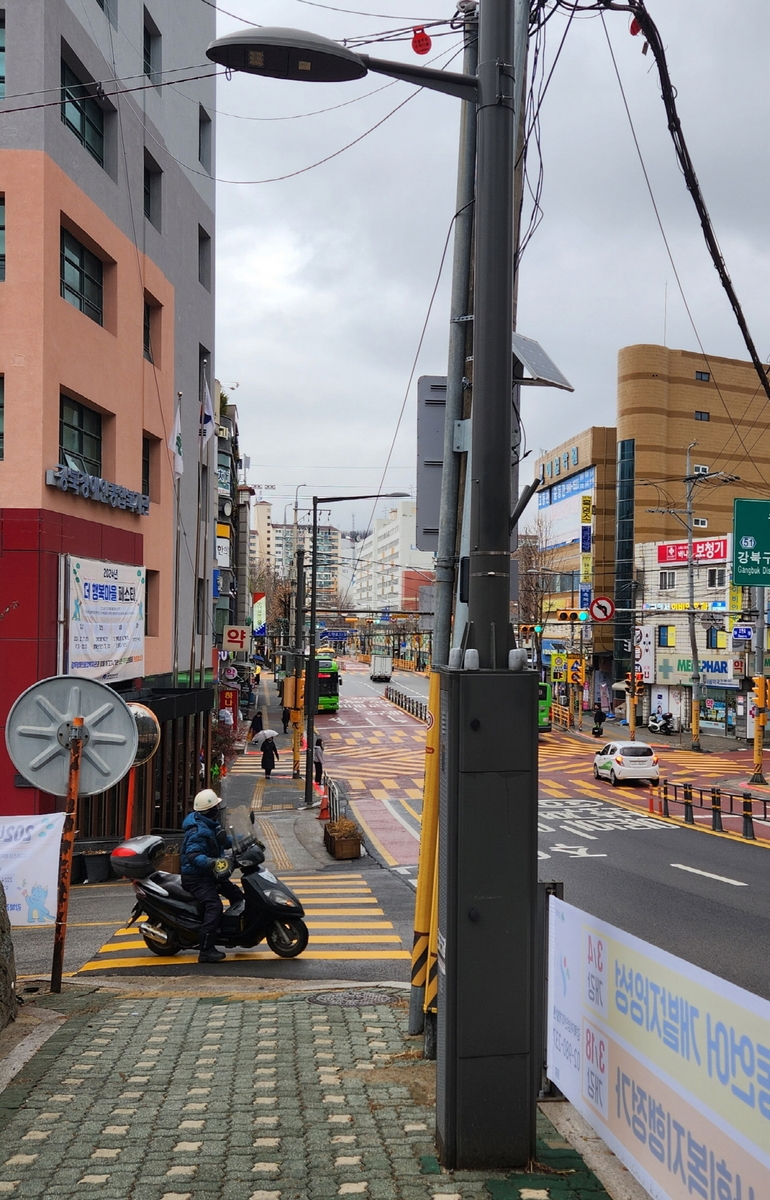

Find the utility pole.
[
  {"left": 686, "top": 443, "right": 702, "bottom": 751},
  {"left": 749, "top": 586, "right": 767, "bottom": 785},
  {"left": 292, "top": 547, "right": 305, "bottom": 778}
]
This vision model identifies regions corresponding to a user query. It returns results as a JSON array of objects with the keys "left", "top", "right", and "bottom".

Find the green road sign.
[{"left": 733, "top": 498, "right": 770, "bottom": 584}]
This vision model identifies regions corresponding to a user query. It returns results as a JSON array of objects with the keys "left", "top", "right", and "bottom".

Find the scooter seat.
[{"left": 149, "top": 871, "right": 196, "bottom": 902}]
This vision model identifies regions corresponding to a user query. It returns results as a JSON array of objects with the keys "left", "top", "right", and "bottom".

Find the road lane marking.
[
  {"left": 670, "top": 863, "right": 747, "bottom": 886},
  {"left": 382, "top": 798, "right": 421, "bottom": 841}
]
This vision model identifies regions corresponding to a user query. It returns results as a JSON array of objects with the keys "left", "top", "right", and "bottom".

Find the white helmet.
[{"left": 193, "top": 789, "right": 222, "bottom": 812}]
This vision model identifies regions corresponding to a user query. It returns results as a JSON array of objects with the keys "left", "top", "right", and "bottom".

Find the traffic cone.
[{"left": 316, "top": 787, "right": 330, "bottom": 821}]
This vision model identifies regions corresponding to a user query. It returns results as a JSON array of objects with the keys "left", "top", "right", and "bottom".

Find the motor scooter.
[
  {"left": 648, "top": 711, "right": 674, "bottom": 735},
  {"left": 110, "top": 806, "right": 308, "bottom": 959}
]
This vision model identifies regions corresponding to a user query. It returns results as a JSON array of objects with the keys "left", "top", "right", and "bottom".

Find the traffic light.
[
  {"left": 296, "top": 673, "right": 305, "bottom": 711},
  {"left": 557, "top": 610, "right": 589, "bottom": 623},
  {"left": 625, "top": 672, "right": 635, "bottom": 696},
  {"left": 752, "top": 676, "right": 766, "bottom": 709},
  {"left": 520, "top": 625, "right": 535, "bottom": 638},
  {"left": 534, "top": 624, "right": 543, "bottom": 634}
]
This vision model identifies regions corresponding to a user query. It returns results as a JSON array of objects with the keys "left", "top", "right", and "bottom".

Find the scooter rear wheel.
[
  {"left": 266, "top": 918, "right": 309, "bottom": 959},
  {"left": 142, "top": 931, "right": 181, "bottom": 956}
]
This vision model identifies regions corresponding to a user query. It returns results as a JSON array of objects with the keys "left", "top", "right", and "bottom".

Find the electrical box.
[{"left": 436, "top": 667, "right": 539, "bottom": 1169}]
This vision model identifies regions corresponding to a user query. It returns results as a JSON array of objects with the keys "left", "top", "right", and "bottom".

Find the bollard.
[
  {"left": 648, "top": 785, "right": 655, "bottom": 815},
  {"left": 662, "top": 778, "right": 670, "bottom": 818},
  {"left": 711, "top": 787, "right": 723, "bottom": 832},
  {"left": 742, "top": 792, "right": 756, "bottom": 841},
  {"left": 683, "top": 783, "right": 694, "bottom": 825}
]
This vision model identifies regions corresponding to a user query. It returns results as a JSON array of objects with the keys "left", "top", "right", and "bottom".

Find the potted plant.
[{"left": 323, "top": 817, "right": 364, "bottom": 861}]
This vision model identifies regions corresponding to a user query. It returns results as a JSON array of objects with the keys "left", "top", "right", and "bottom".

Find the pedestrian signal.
[
  {"left": 556, "top": 610, "right": 589, "bottom": 623},
  {"left": 624, "top": 672, "right": 634, "bottom": 695}
]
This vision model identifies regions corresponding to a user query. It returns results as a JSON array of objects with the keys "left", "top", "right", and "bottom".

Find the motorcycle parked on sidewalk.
[
  {"left": 648, "top": 711, "right": 674, "bottom": 735},
  {"left": 110, "top": 806, "right": 308, "bottom": 959}
]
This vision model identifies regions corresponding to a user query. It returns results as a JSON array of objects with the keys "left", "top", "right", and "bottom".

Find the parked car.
[{"left": 593, "top": 741, "right": 659, "bottom": 786}]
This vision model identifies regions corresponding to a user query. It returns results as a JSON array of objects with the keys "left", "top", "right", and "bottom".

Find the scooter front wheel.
[{"left": 266, "top": 918, "right": 309, "bottom": 959}]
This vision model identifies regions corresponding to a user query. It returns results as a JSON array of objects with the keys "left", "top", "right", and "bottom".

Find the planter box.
[
  {"left": 323, "top": 828, "right": 362, "bottom": 860},
  {"left": 83, "top": 853, "right": 111, "bottom": 884}
]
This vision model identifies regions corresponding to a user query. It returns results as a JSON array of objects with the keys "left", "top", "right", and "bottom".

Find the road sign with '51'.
[{"left": 568, "top": 656, "right": 585, "bottom": 684}]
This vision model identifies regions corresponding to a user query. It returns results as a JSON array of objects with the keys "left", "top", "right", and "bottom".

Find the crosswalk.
[{"left": 76, "top": 872, "right": 410, "bottom": 973}]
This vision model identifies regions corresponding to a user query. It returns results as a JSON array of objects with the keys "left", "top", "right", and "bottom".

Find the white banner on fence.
[
  {"left": 547, "top": 896, "right": 770, "bottom": 1200},
  {"left": 0, "top": 814, "right": 66, "bottom": 927},
  {"left": 66, "top": 556, "right": 145, "bottom": 682}
]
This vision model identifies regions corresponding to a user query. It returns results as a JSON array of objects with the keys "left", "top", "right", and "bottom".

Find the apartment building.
[
  {"left": 272, "top": 523, "right": 341, "bottom": 604},
  {"left": 350, "top": 501, "right": 434, "bottom": 613},
  {"left": 0, "top": 0, "right": 216, "bottom": 829}
]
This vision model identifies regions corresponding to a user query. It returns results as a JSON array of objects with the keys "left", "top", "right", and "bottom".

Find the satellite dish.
[
  {"left": 127, "top": 703, "right": 161, "bottom": 766},
  {"left": 5, "top": 676, "right": 139, "bottom": 797}
]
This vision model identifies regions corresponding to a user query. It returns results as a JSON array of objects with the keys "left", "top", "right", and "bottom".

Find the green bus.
[
  {"left": 316, "top": 653, "right": 340, "bottom": 713},
  {"left": 538, "top": 682, "right": 552, "bottom": 733}
]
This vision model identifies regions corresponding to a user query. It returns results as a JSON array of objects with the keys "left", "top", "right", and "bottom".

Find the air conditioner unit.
[
  {"left": 693, "top": 464, "right": 709, "bottom": 475},
  {"left": 693, "top": 517, "right": 708, "bottom": 528}
]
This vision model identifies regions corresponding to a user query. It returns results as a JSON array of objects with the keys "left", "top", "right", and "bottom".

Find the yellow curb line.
[{"left": 347, "top": 799, "right": 398, "bottom": 867}]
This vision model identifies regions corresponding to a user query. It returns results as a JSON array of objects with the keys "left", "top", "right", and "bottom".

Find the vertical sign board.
[
  {"left": 548, "top": 897, "right": 770, "bottom": 1199},
  {"left": 66, "top": 556, "right": 145, "bottom": 682},
  {"left": 634, "top": 626, "right": 654, "bottom": 684},
  {"left": 1, "top": 813, "right": 67, "bottom": 927},
  {"left": 733, "top": 499, "right": 770, "bottom": 585}
]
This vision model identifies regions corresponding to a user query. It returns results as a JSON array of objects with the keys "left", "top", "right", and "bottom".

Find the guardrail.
[
  {"left": 651, "top": 778, "right": 766, "bottom": 840},
  {"left": 384, "top": 686, "right": 428, "bottom": 723},
  {"left": 322, "top": 773, "right": 347, "bottom": 823},
  {"left": 551, "top": 703, "right": 572, "bottom": 729}
]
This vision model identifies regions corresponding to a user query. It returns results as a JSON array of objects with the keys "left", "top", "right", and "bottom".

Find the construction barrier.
[
  {"left": 658, "top": 778, "right": 765, "bottom": 840},
  {"left": 384, "top": 686, "right": 428, "bottom": 723},
  {"left": 551, "top": 703, "right": 572, "bottom": 730}
]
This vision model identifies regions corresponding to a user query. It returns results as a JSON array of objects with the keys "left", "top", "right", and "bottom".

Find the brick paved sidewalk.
[{"left": 0, "top": 983, "right": 625, "bottom": 1200}]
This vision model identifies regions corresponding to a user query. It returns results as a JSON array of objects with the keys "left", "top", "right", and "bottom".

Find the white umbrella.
[{"left": 254, "top": 729, "right": 279, "bottom": 747}]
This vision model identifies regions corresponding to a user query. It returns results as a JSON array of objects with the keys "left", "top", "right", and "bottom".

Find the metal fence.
[
  {"left": 323, "top": 773, "right": 347, "bottom": 823},
  {"left": 384, "top": 686, "right": 428, "bottom": 722},
  {"left": 652, "top": 779, "right": 765, "bottom": 840}
]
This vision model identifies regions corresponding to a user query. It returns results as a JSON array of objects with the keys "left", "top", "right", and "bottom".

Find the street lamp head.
[{"left": 207, "top": 26, "right": 368, "bottom": 83}]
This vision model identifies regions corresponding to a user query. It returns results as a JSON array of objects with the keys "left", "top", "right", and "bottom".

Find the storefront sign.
[
  {"left": 217, "top": 465, "right": 231, "bottom": 494},
  {"left": 657, "top": 537, "right": 728, "bottom": 564},
  {"left": 223, "top": 625, "right": 249, "bottom": 652},
  {"left": 216, "top": 537, "right": 230, "bottom": 567},
  {"left": 66, "top": 557, "right": 145, "bottom": 682},
  {"left": 634, "top": 626, "right": 654, "bottom": 683},
  {"left": 655, "top": 653, "right": 735, "bottom": 687},
  {"left": 580, "top": 553, "right": 593, "bottom": 583},
  {"left": 46, "top": 465, "right": 149, "bottom": 515},
  {"left": 548, "top": 896, "right": 770, "bottom": 1200},
  {"left": 1, "top": 814, "right": 66, "bottom": 927}
]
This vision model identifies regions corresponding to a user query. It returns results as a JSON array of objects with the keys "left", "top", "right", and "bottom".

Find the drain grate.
[{"left": 308, "top": 990, "right": 401, "bottom": 1008}]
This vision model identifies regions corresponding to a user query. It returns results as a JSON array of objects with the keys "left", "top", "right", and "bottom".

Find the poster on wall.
[
  {"left": 547, "top": 896, "right": 770, "bottom": 1199},
  {"left": 0, "top": 813, "right": 66, "bottom": 927},
  {"left": 66, "top": 556, "right": 145, "bottom": 682},
  {"left": 634, "top": 625, "right": 654, "bottom": 682}
]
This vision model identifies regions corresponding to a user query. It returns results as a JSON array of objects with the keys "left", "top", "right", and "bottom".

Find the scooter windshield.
[{"left": 227, "top": 803, "right": 257, "bottom": 850}]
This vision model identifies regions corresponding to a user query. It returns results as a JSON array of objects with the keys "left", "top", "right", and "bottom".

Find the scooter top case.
[{"left": 111, "top": 835, "right": 166, "bottom": 880}]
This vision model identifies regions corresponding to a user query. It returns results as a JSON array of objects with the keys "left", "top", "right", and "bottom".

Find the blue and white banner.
[
  {"left": 1, "top": 814, "right": 66, "bottom": 927},
  {"left": 67, "top": 556, "right": 145, "bottom": 682}
]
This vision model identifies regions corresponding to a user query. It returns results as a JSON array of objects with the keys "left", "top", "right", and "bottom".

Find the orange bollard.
[
  {"left": 316, "top": 788, "right": 330, "bottom": 821},
  {"left": 648, "top": 787, "right": 655, "bottom": 815}
]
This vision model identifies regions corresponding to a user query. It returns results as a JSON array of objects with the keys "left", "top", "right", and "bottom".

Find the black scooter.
[{"left": 110, "top": 827, "right": 308, "bottom": 959}]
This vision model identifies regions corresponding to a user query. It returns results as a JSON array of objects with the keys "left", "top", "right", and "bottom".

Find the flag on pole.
[
  {"left": 202, "top": 378, "right": 215, "bottom": 447},
  {"left": 169, "top": 407, "right": 184, "bottom": 478}
]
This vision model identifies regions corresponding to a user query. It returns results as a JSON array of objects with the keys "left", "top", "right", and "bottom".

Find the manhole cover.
[{"left": 309, "top": 990, "right": 400, "bottom": 1008}]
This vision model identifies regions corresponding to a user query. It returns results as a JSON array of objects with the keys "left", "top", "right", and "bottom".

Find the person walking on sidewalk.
[
  {"left": 246, "top": 709, "right": 263, "bottom": 747},
  {"left": 313, "top": 737, "right": 325, "bottom": 786},
  {"left": 261, "top": 736, "right": 279, "bottom": 780},
  {"left": 282, "top": 705, "right": 291, "bottom": 735},
  {"left": 592, "top": 701, "right": 606, "bottom": 739},
  {"left": 180, "top": 790, "right": 242, "bottom": 964}
]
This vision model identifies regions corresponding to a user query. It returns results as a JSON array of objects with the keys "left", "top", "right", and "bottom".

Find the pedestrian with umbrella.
[{"left": 261, "top": 736, "right": 279, "bottom": 780}]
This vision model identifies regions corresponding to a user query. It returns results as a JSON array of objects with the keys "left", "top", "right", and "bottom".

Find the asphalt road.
[
  {"left": 345, "top": 663, "right": 429, "bottom": 701},
  {"left": 538, "top": 793, "right": 770, "bottom": 1000}
]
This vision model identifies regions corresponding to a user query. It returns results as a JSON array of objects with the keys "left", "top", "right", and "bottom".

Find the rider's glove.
[{"left": 212, "top": 857, "right": 232, "bottom": 881}]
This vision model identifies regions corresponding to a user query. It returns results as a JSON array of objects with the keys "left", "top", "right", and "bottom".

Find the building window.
[
  {"left": 0, "top": 194, "right": 5, "bottom": 281},
  {"left": 659, "top": 571, "right": 676, "bottom": 591},
  {"left": 198, "top": 105, "right": 212, "bottom": 172},
  {"left": 695, "top": 371, "right": 710, "bottom": 381},
  {"left": 60, "top": 395, "right": 102, "bottom": 475},
  {"left": 0, "top": 15, "right": 5, "bottom": 100},
  {"left": 143, "top": 301, "right": 153, "bottom": 361},
  {"left": 143, "top": 9, "right": 160, "bottom": 80},
  {"left": 693, "top": 517, "right": 708, "bottom": 528},
  {"left": 707, "top": 567, "right": 726, "bottom": 589},
  {"left": 145, "top": 569, "right": 159, "bottom": 636},
  {"left": 61, "top": 61, "right": 104, "bottom": 166},
  {"left": 198, "top": 226, "right": 211, "bottom": 290},
  {"left": 0, "top": 375, "right": 4, "bottom": 460},
  {"left": 61, "top": 229, "right": 103, "bottom": 324},
  {"left": 142, "top": 436, "right": 151, "bottom": 496},
  {"left": 658, "top": 625, "right": 676, "bottom": 648},
  {"left": 706, "top": 627, "right": 727, "bottom": 650},
  {"left": 694, "top": 410, "right": 710, "bottom": 421}
]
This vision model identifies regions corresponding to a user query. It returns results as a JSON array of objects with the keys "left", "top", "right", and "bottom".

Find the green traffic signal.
[
  {"left": 578, "top": 611, "right": 589, "bottom": 622},
  {"left": 534, "top": 624, "right": 543, "bottom": 634}
]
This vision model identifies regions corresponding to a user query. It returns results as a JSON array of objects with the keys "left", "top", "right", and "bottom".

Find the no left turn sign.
[{"left": 589, "top": 596, "right": 615, "bottom": 622}]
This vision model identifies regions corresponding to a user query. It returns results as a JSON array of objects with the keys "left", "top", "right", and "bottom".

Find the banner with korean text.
[
  {"left": 548, "top": 897, "right": 769, "bottom": 1199},
  {"left": 1, "top": 814, "right": 66, "bottom": 927},
  {"left": 66, "top": 556, "right": 145, "bottom": 683}
]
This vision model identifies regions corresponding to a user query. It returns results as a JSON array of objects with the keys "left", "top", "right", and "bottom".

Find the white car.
[{"left": 593, "top": 741, "right": 660, "bottom": 786}]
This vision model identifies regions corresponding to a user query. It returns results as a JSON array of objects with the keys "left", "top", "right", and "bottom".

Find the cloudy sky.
[{"left": 210, "top": 0, "right": 770, "bottom": 532}]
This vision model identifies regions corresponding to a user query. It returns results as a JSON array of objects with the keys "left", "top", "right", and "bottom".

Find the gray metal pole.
[
  {"left": 686, "top": 444, "right": 701, "bottom": 750},
  {"left": 304, "top": 498, "right": 319, "bottom": 806},
  {"left": 293, "top": 546, "right": 305, "bottom": 778},
  {"left": 466, "top": 0, "right": 516, "bottom": 666},
  {"left": 432, "top": 12, "right": 478, "bottom": 670}
]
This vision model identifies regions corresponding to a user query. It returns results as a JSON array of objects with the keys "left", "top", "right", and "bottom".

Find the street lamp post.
[
  {"left": 303, "top": 493, "right": 408, "bottom": 808},
  {"left": 208, "top": 7, "right": 536, "bottom": 1169}
]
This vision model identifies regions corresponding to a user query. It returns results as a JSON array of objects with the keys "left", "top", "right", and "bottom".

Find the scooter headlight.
[{"left": 263, "top": 887, "right": 298, "bottom": 907}]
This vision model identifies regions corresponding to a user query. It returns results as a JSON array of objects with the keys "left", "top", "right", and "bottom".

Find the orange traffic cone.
[{"left": 316, "top": 787, "right": 330, "bottom": 821}]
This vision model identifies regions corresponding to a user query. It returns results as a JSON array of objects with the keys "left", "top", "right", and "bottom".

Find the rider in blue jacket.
[{"left": 181, "top": 790, "right": 242, "bottom": 963}]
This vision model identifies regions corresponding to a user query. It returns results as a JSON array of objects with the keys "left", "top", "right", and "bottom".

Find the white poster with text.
[
  {"left": 67, "top": 556, "right": 145, "bottom": 682},
  {"left": 0, "top": 814, "right": 66, "bottom": 927}
]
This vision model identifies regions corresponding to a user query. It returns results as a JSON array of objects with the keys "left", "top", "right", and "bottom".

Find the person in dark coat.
[
  {"left": 261, "top": 737, "right": 279, "bottom": 780},
  {"left": 180, "top": 790, "right": 242, "bottom": 963},
  {"left": 592, "top": 701, "right": 606, "bottom": 738},
  {"left": 282, "top": 706, "right": 291, "bottom": 735}
]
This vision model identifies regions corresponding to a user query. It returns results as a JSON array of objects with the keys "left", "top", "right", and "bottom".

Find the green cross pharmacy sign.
[{"left": 733, "top": 498, "right": 770, "bottom": 585}]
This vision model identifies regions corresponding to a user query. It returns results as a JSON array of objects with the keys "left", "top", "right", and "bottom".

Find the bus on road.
[
  {"left": 538, "top": 682, "right": 552, "bottom": 732},
  {"left": 316, "top": 653, "right": 340, "bottom": 713}
]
